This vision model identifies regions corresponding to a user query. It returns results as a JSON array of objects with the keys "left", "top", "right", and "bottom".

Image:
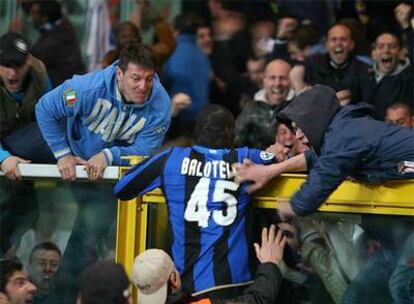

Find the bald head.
[
  {"left": 263, "top": 59, "right": 292, "bottom": 106},
  {"left": 326, "top": 24, "right": 354, "bottom": 65}
]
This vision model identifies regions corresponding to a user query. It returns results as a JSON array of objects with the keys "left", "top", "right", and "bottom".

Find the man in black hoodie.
[{"left": 233, "top": 84, "right": 414, "bottom": 219}]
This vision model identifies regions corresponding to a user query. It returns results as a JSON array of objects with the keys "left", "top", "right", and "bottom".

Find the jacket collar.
[
  {"left": 373, "top": 58, "right": 410, "bottom": 83},
  {"left": 254, "top": 88, "right": 295, "bottom": 105}
]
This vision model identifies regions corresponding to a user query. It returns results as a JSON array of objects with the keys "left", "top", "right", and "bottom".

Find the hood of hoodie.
[{"left": 277, "top": 85, "right": 341, "bottom": 154}]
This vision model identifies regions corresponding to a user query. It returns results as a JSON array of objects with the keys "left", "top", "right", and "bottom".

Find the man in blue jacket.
[
  {"left": 162, "top": 12, "right": 210, "bottom": 135},
  {"left": 233, "top": 84, "right": 414, "bottom": 218},
  {"left": 35, "top": 43, "right": 171, "bottom": 303}
]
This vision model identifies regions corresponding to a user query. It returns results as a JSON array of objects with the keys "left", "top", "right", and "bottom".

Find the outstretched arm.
[
  {"left": 233, "top": 153, "right": 307, "bottom": 193},
  {"left": 113, "top": 148, "right": 171, "bottom": 200}
]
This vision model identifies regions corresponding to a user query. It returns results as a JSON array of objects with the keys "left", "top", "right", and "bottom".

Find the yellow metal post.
[{"left": 115, "top": 157, "right": 149, "bottom": 277}]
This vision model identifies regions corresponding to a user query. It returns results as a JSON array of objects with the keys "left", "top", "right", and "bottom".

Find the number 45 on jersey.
[{"left": 184, "top": 177, "right": 239, "bottom": 228}]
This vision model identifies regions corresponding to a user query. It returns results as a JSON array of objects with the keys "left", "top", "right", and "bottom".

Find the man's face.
[
  {"left": 288, "top": 41, "right": 305, "bottom": 62},
  {"left": 386, "top": 107, "right": 413, "bottom": 128},
  {"left": 29, "top": 3, "right": 47, "bottom": 27},
  {"left": 28, "top": 249, "right": 61, "bottom": 293},
  {"left": 326, "top": 25, "right": 354, "bottom": 65},
  {"left": 0, "top": 61, "right": 30, "bottom": 93},
  {"left": 263, "top": 61, "right": 291, "bottom": 105},
  {"left": 276, "top": 123, "right": 308, "bottom": 157},
  {"left": 246, "top": 59, "right": 265, "bottom": 87},
  {"left": 196, "top": 27, "right": 213, "bottom": 56},
  {"left": 117, "top": 63, "right": 154, "bottom": 105},
  {"left": 372, "top": 34, "right": 401, "bottom": 75},
  {"left": 276, "top": 123, "right": 297, "bottom": 157},
  {"left": 292, "top": 122, "right": 310, "bottom": 148},
  {"left": 277, "top": 222, "right": 299, "bottom": 250},
  {"left": 5, "top": 271, "right": 36, "bottom": 304}
]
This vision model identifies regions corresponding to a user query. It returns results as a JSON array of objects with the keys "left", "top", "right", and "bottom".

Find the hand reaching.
[
  {"left": 266, "top": 143, "right": 290, "bottom": 162},
  {"left": 171, "top": 93, "right": 191, "bottom": 117},
  {"left": 233, "top": 159, "right": 281, "bottom": 193},
  {"left": 394, "top": 3, "right": 412, "bottom": 29},
  {"left": 254, "top": 225, "right": 287, "bottom": 265}
]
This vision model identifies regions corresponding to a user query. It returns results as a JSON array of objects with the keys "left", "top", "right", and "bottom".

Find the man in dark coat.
[
  {"left": 304, "top": 24, "right": 371, "bottom": 106},
  {"left": 367, "top": 32, "right": 413, "bottom": 120},
  {"left": 29, "top": 0, "right": 85, "bottom": 87},
  {"left": 233, "top": 84, "right": 414, "bottom": 218}
]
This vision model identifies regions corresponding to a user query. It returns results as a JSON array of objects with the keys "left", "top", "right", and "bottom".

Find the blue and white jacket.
[{"left": 35, "top": 62, "right": 172, "bottom": 165}]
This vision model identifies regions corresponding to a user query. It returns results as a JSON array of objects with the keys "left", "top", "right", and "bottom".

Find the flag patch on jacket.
[{"left": 63, "top": 88, "right": 77, "bottom": 106}]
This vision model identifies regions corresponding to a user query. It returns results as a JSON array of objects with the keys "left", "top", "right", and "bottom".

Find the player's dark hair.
[
  {"left": 194, "top": 105, "right": 235, "bottom": 149},
  {"left": 119, "top": 43, "right": 156, "bottom": 72}
]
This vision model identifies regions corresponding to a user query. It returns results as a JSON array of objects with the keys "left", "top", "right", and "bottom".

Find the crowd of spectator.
[{"left": 0, "top": 0, "right": 413, "bottom": 303}]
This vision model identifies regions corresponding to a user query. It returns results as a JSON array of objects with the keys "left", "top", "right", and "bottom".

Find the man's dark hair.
[
  {"left": 119, "top": 43, "right": 156, "bottom": 72},
  {"left": 0, "top": 259, "right": 23, "bottom": 292},
  {"left": 116, "top": 21, "right": 142, "bottom": 46},
  {"left": 194, "top": 105, "right": 235, "bottom": 149},
  {"left": 174, "top": 12, "right": 203, "bottom": 35},
  {"left": 33, "top": 0, "right": 62, "bottom": 23},
  {"left": 29, "top": 242, "right": 61, "bottom": 264},
  {"left": 373, "top": 31, "right": 403, "bottom": 49},
  {"left": 289, "top": 24, "right": 320, "bottom": 50}
]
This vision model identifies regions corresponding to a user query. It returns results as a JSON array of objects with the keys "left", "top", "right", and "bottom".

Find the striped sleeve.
[{"left": 113, "top": 148, "right": 172, "bottom": 200}]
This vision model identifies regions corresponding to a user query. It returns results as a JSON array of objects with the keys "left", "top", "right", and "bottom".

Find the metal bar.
[{"left": 0, "top": 164, "right": 119, "bottom": 180}]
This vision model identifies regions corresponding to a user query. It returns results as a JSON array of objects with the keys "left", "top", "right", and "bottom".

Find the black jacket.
[
  {"left": 31, "top": 18, "right": 85, "bottom": 87},
  {"left": 366, "top": 61, "right": 413, "bottom": 120},
  {"left": 168, "top": 263, "right": 283, "bottom": 304},
  {"left": 214, "top": 263, "right": 282, "bottom": 304},
  {"left": 305, "top": 54, "right": 371, "bottom": 104}
]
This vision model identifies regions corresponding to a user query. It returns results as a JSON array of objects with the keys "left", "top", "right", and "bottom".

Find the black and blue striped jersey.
[{"left": 114, "top": 145, "right": 275, "bottom": 293}]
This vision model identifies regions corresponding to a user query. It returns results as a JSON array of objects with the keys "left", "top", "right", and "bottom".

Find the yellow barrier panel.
[
  {"left": 143, "top": 174, "right": 414, "bottom": 216},
  {"left": 116, "top": 159, "right": 414, "bottom": 303}
]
